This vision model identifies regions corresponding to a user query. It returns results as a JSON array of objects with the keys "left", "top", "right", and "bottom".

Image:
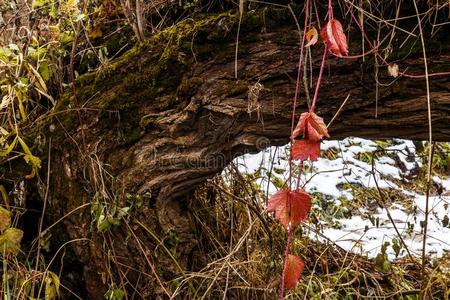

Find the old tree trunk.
[{"left": 20, "top": 6, "right": 450, "bottom": 299}]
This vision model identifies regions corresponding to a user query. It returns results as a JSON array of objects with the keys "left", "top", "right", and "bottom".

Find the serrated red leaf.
[
  {"left": 292, "top": 112, "right": 329, "bottom": 141},
  {"left": 320, "top": 19, "right": 348, "bottom": 56},
  {"left": 292, "top": 139, "right": 321, "bottom": 161},
  {"left": 284, "top": 254, "right": 305, "bottom": 289},
  {"left": 267, "top": 189, "right": 311, "bottom": 228}
]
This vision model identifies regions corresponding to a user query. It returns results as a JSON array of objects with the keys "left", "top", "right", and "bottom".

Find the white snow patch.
[{"left": 232, "top": 138, "right": 450, "bottom": 259}]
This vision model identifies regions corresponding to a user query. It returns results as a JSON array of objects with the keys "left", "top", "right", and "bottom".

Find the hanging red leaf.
[
  {"left": 267, "top": 189, "right": 311, "bottom": 228},
  {"left": 292, "top": 112, "right": 329, "bottom": 141},
  {"left": 284, "top": 254, "right": 305, "bottom": 289},
  {"left": 292, "top": 139, "right": 321, "bottom": 161},
  {"left": 320, "top": 19, "right": 348, "bottom": 56},
  {"left": 305, "top": 27, "right": 318, "bottom": 47}
]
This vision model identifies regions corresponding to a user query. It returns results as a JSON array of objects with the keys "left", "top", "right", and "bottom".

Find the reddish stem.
[
  {"left": 279, "top": 217, "right": 294, "bottom": 299},
  {"left": 310, "top": 45, "right": 328, "bottom": 113},
  {"left": 282, "top": 0, "right": 310, "bottom": 297},
  {"left": 328, "top": 0, "right": 333, "bottom": 20},
  {"left": 330, "top": 43, "right": 379, "bottom": 59},
  {"left": 289, "top": 0, "right": 310, "bottom": 150},
  {"left": 312, "top": 0, "right": 321, "bottom": 30},
  {"left": 288, "top": 0, "right": 309, "bottom": 188}
]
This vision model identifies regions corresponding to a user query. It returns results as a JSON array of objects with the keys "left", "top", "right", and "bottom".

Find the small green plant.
[
  {"left": 105, "top": 285, "right": 126, "bottom": 300},
  {"left": 91, "top": 198, "right": 130, "bottom": 232},
  {"left": 374, "top": 242, "right": 391, "bottom": 272}
]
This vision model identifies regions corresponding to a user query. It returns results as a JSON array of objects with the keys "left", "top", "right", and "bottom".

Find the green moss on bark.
[{"left": 43, "top": 7, "right": 295, "bottom": 147}]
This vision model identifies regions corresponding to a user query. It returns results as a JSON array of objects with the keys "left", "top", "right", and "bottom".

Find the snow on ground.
[{"left": 233, "top": 138, "right": 450, "bottom": 260}]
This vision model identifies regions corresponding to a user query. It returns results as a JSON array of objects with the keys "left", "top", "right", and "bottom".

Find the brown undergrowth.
[{"left": 165, "top": 159, "right": 450, "bottom": 299}]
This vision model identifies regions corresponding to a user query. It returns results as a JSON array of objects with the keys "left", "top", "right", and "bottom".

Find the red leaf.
[
  {"left": 292, "top": 113, "right": 309, "bottom": 139},
  {"left": 267, "top": 189, "right": 311, "bottom": 228},
  {"left": 284, "top": 254, "right": 305, "bottom": 289},
  {"left": 292, "top": 139, "right": 321, "bottom": 161},
  {"left": 292, "top": 112, "right": 329, "bottom": 141},
  {"left": 320, "top": 19, "right": 348, "bottom": 56},
  {"left": 305, "top": 27, "right": 318, "bottom": 47}
]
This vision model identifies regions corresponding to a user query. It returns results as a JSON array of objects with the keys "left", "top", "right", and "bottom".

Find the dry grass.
[{"left": 151, "top": 159, "right": 450, "bottom": 299}]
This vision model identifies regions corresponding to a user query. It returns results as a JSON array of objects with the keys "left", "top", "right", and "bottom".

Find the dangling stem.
[
  {"left": 328, "top": 0, "right": 333, "bottom": 19},
  {"left": 282, "top": 1, "right": 310, "bottom": 296},
  {"left": 310, "top": 45, "right": 328, "bottom": 113},
  {"left": 280, "top": 160, "right": 305, "bottom": 299},
  {"left": 288, "top": 0, "right": 310, "bottom": 161},
  {"left": 279, "top": 221, "right": 294, "bottom": 300}
]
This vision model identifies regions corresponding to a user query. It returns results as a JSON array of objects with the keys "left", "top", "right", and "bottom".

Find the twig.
[
  {"left": 265, "top": 146, "right": 279, "bottom": 205},
  {"left": 371, "top": 150, "right": 414, "bottom": 262},
  {"left": 31, "top": 138, "right": 51, "bottom": 296},
  {"left": 234, "top": 8, "right": 243, "bottom": 79},
  {"left": 126, "top": 222, "right": 173, "bottom": 298},
  {"left": 327, "top": 93, "right": 351, "bottom": 128},
  {"left": 69, "top": 16, "right": 88, "bottom": 156},
  {"left": 411, "top": 0, "right": 434, "bottom": 293}
]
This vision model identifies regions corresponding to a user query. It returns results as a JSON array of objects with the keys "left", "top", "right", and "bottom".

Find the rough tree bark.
[{"left": 28, "top": 8, "right": 450, "bottom": 298}]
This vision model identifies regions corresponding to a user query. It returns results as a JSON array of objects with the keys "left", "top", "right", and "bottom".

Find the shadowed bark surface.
[{"left": 24, "top": 7, "right": 450, "bottom": 298}]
